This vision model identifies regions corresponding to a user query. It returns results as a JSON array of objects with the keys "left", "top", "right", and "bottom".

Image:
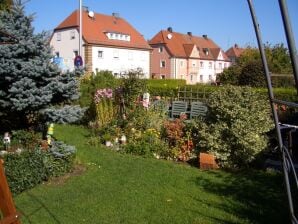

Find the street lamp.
[{"left": 79, "top": 0, "right": 82, "bottom": 57}]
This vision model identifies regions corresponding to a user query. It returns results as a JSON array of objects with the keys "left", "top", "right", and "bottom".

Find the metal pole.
[
  {"left": 79, "top": 0, "right": 82, "bottom": 56},
  {"left": 278, "top": 0, "right": 298, "bottom": 93},
  {"left": 247, "top": 0, "right": 296, "bottom": 221}
]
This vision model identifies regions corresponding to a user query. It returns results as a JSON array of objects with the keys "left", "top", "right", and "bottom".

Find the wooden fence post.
[{"left": 0, "top": 159, "right": 21, "bottom": 224}]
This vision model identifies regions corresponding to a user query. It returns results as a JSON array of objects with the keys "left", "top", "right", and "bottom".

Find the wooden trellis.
[{"left": 177, "top": 86, "right": 208, "bottom": 104}]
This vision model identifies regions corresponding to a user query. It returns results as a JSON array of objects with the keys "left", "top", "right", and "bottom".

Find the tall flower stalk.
[{"left": 94, "top": 88, "right": 115, "bottom": 127}]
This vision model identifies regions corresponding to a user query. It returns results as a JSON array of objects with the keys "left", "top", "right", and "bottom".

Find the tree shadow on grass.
[
  {"left": 195, "top": 169, "right": 290, "bottom": 224},
  {"left": 17, "top": 191, "right": 62, "bottom": 224},
  {"left": 16, "top": 191, "right": 62, "bottom": 224}
]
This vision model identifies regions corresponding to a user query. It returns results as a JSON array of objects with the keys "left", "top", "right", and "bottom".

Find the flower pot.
[{"left": 199, "top": 152, "right": 219, "bottom": 170}]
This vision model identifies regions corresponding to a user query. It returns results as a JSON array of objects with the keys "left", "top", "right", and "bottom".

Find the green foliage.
[
  {"left": 2, "top": 141, "right": 76, "bottom": 194},
  {"left": 0, "top": 2, "right": 84, "bottom": 130},
  {"left": 3, "top": 149, "right": 47, "bottom": 194},
  {"left": 216, "top": 66, "right": 241, "bottom": 85},
  {"left": 0, "top": 0, "right": 12, "bottom": 11},
  {"left": 197, "top": 85, "right": 274, "bottom": 168},
  {"left": 271, "top": 75, "right": 295, "bottom": 88},
  {"left": 123, "top": 130, "right": 169, "bottom": 158},
  {"left": 120, "top": 70, "right": 147, "bottom": 110},
  {"left": 238, "top": 60, "right": 266, "bottom": 87},
  {"left": 45, "top": 141, "right": 76, "bottom": 177},
  {"left": 147, "top": 79, "right": 185, "bottom": 97},
  {"left": 218, "top": 43, "right": 293, "bottom": 87}
]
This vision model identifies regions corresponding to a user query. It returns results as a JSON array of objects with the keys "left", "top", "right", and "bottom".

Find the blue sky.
[{"left": 25, "top": 0, "right": 298, "bottom": 51}]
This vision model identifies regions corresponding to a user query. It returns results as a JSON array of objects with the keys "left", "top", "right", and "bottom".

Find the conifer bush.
[{"left": 0, "top": 1, "right": 84, "bottom": 130}]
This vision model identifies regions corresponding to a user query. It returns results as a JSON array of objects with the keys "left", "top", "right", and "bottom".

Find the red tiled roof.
[
  {"left": 54, "top": 10, "right": 151, "bottom": 50},
  {"left": 225, "top": 44, "right": 245, "bottom": 58},
  {"left": 149, "top": 30, "right": 228, "bottom": 60}
]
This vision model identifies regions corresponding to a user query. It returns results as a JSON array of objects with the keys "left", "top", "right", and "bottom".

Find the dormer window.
[
  {"left": 203, "top": 48, "right": 209, "bottom": 55},
  {"left": 106, "top": 32, "right": 130, "bottom": 41}
]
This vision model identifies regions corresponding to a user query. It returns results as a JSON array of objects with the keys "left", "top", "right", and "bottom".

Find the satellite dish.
[
  {"left": 88, "top": 11, "right": 95, "bottom": 18},
  {"left": 167, "top": 33, "right": 172, "bottom": 39}
]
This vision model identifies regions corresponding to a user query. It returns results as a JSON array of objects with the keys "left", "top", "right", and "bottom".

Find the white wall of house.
[
  {"left": 198, "top": 59, "right": 216, "bottom": 83},
  {"left": 50, "top": 28, "right": 85, "bottom": 72},
  {"left": 92, "top": 46, "right": 150, "bottom": 78}
]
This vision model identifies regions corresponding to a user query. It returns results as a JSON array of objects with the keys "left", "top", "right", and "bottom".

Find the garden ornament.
[
  {"left": 47, "top": 123, "right": 54, "bottom": 146},
  {"left": 3, "top": 132, "right": 11, "bottom": 150},
  {"left": 142, "top": 92, "right": 150, "bottom": 109},
  {"left": 120, "top": 135, "right": 127, "bottom": 144}
]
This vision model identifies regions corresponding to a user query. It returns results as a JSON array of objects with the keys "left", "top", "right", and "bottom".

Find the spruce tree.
[{"left": 0, "top": 1, "right": 85, "bottom": 130}]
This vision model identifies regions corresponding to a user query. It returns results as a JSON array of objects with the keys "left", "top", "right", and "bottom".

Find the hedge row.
[
  {"left": 79, "top": 76, "right": 297, "bottom": 108},
  {"left": 2, "top": 141, "right": 76, "bottom": 194}
]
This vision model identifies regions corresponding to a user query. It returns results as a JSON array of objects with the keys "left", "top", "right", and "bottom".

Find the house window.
[
  {"left": 57, "top": 32, "right": 61, "bottom": 41},
  {"left": 219, "top": 63, "right": 222, "bottom": 69},
  {"left": 70, "top": 30, "right": 75, "bottom": 40},
  {"left": 73, "top": 50, "right": 78, "bottom": 58},
  {"left": 158, "top": 47, "right": 163, "bottom": 53},
  {"left": 161, "top": 75, "right": 165, "bottom": 79},
  {"left": 110, "top": 33, "right": 114, "bottom": 39},
  {"left": 224, "top": 63, "right": 227, "bottom": 68},
  {"left": 160, "top": 60, "right": 166, "bottom": 68},
  {"left": 192, "top": 61, "right": 196, "bottom": 67},
  {"left": 180, "top": 61, "right": 184, "bottom": 67},
  {"left": 98, "top": 51, "right": 103, "bottom": 58},
  {"left": 209, "top": 62, "right": 212, "bottom": 69},
  {"left": 190, "top": 75, "right": 193, "bottom": 81},
  {"left": 200, "top": 75, "right": 203, "bottom": 82},
  {"left": 209, "top": 75, "right": 212, "bottom": 81},
  {"left": 113, "top": 50, "right": 119, "bottom": 59},
  {"left": 200, "top": 61, "right": 204, "bottom": 68}
]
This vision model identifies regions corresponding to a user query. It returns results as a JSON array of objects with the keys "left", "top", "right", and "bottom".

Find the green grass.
[{"left": 14, "top": 125, "right": 289, "bottom": 224}]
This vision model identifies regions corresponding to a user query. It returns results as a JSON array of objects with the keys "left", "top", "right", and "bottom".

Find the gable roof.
[
  {"left": 149, "top": 30, "right": 229, "bottom": 60},
  {"left": 225, "top": 44, "right": 245, "bottom": 58},
  {"left": 54, "top": 10, "right": 151, "bottom": 50}
]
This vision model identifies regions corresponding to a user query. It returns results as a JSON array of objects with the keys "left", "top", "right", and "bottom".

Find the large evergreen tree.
[
  {"left": 0, "top": 1, "right": 84, "bottom": 130},
  {"left": 0, "top": 0, "right": 12, "bottom": 11}
]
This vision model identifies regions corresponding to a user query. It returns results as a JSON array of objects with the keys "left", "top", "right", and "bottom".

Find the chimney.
[
  {"left": 112, "top": 12, "right": 120, "bottom": 18},
  {"left": 82, "top": 6, "right": 89, "bottom": 12},
  {"left": 187, "top": 32, "right": 192, "bottom": 36},
  {"left": 167, "top": 27, "right": 173, "bottom": 33},
  {"left": 234, "top": 44, "right": 239, "bottom": 48},
  {"left": 202, "top": 34, "right": 208, "bottom": 39}
]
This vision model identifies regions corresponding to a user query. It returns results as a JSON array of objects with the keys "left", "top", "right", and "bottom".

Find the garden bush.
[
  {"left": 2, "top": 141, "right": 76, "bottom": 194},
  {"left": 197, "top": 85, "right": 274, "bottom": 168}
]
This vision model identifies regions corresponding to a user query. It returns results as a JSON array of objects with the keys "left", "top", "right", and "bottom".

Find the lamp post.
[{"left": 79, "top": 0, "right": 82, "bottom": 57}]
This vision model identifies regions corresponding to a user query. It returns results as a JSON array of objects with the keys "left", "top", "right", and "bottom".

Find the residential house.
[
  {"left": 225, "top": 44, "right": 245, "bottom": 64},
  {"left": 50, "top": 9, "right": 152, "bottom": 78},
  {"left": 149, "top": 28, "right": 231, "bottom": 84}
]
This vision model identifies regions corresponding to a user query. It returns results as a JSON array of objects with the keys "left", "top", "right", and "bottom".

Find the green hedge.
[{"left": 2, "top": 141, "right": 76, "bottom": 194}]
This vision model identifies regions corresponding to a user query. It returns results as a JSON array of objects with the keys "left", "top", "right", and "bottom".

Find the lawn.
[{"left": 14, "top": 125, "right": 289, "bottom": 224}]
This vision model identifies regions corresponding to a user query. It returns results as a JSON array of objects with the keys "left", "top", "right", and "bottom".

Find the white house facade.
[{"left": 50, "top": 10, "right": 152, "bottom": 78}]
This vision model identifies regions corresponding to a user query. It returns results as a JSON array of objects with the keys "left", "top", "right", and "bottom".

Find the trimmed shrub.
[
  {"left": 3, "top": 149, "right": 47, "bottom": 194},
  {"left": 197, "top": 85, "right": 274, "bottom": 168},
  {"left": 2, "top": 141, "right": 76, "bottom": 194}
]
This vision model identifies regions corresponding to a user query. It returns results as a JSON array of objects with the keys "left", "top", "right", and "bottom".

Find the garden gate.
[{"left": 248, "top": 0, "right": 298, "bottom": 223}]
